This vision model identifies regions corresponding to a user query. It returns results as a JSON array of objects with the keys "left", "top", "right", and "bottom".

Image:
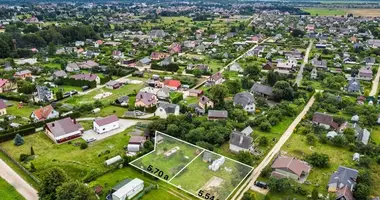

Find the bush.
[
  {"left": 80, "top": 142, "right": 88, "bottom": 149},
  {"left": 259, "top": 121, "right": 272, "bottom": 132},
  {"left": 20, "top": 154, "right": 29, "bottom": 162}
]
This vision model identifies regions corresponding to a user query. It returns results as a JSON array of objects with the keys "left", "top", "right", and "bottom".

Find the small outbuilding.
[{"left": 105, "top": 155, "right": 122, "bottom": 166}]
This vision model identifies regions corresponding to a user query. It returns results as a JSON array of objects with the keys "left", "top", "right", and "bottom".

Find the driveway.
[
  {"left": 0, "top": 159, "right": 38, "bottom": 200},
  {"left": 294, "top": 40, "right": 313, "bottom": 87},
  {"left": 81, "top": 119, "right": 140, "bottom": 141}
]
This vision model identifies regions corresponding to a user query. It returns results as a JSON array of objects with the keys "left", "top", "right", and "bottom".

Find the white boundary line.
[
  {"left": 129, "top": 131, "right": 255, "bottom": 200},
  {"left": 169, "top": 149, "right": 205, "bottom": 182}
]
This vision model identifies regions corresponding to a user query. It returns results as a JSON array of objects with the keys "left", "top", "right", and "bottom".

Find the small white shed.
[
  {"left": 127, "top": 144, "right": 140, "bottom": 152},
  {"left": 105, "top": 155, "right": 122, "bottom": 166}
]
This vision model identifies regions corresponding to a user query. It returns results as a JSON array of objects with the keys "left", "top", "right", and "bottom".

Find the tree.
[
  {"left": 0, "top": 38, "right": 11, "bottom": 58},
  {"left": 80, "top": 142, "right": 88, "bottom": 150},
  {"left": 56, "top": 89, "right": 63, "bottom": 100},
  {"left": 353, "top": 183, "right": 370, "bottom": 200},
  {"left": 306, "top": 152, "right": 330, "bottom": 168},
  {"left": 264, "top": 195, "right": 271, "bottom": 200},
  {"left": 193, "top": 69, "right": 203, "bottom": 78},
  {"left": 311, "top": 188, "right": 318, "bottom": 200},
  {"left": 143, "top": 140, "right": 154, "bottom": 152},
  {"left": 226, "top": 79, "right": 242, "bottom": 94},
  {"left": 244, "top": 64, "right": 260, "bottom": 78},
  {"left": 306, "top": 133, "right": 316, "bottom": 145},
  {"left": 259, "top": 121, "right": 272, "bottom": 132},
  {"left": 14, "top": 134, "right": 25, "bottom": 146},
  {"left": 39, "top": 167, "right": 69, "bottom": 200},
  {"left": 236, "top": 151, "right": 254, "bottom": 165},
  {"left": 209, "top": 85, "right": 228, "bottom": 108},
  {"left": 48, "top": 42, "right": 56, "bottom": 56},
  {"left": 30, "top": 146, "right": 35, "bottom": 155},
  {"left": 291, "top": 29, "right": 305, "bottom": 37},
  {"left": 268, "top": 177, "right": 291, "bottom": 193},
  {"left": 273, "top": 81, "right": 294, "bottom": 101},
  {"left": 56, "top": 181, "right": 97, "bottom": 200},
  {"left": 242, "top": 192, "right": 256, "bottom": 200},
  {"left": 259, "top": 136, "right": 268, "bottom": 146}
]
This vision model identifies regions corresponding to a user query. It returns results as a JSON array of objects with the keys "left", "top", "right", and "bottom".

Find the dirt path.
[
  {"left": 230, "top": 94, "right": 316, "bottom": 200},
  {"left": 369, "top": 67, "right": 380, "bottom": 96},
  {"left": 0, "top": 159, "right": 38, "bottom": 200}
]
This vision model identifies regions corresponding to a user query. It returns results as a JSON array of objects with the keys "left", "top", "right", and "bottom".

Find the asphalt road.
[
  {"left": 294, "top": 40, "right": 313, "bottom": 87},
  {"left": 231, "top": 94, "right": 316, "bottom": 200},
  {"left": 0, "top": 159, "right": 38, "bottom": 200}
]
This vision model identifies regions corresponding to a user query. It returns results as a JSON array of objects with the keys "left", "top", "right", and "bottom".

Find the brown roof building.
[
  {"left": 271, "top": 156, "right": 311, "bottom": 182},
  {"left": 45, "top": 117, "right": 84, "bottom": 143}
]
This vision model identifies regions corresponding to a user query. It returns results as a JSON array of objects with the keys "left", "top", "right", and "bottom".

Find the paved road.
[
  {"left": 294, "top": 40, "right": 313, "bottom": 87},
  {"left": 0, "top": 159, "right": 38, "bottom": 200},
  {"left": 231, "top": 94, "right": 316, "bottom": 200},
  {"left": 369, "top": 66, "right": 380, "bottom": 96}
]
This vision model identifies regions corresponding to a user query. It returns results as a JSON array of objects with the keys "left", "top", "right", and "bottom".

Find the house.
[
  {"left": 36, "top": 85, "right": 53, "bottom": 102},
  {"left": 311, "top": 68, "right": 318, "bottom": 79},
  {"left": 66, "top": 63, "right": 80, "bottom": 72},
  {"left": 115, "top": 96, "right": 129, "bottom": 106},
  {"left": 250, "top": 83, "right": 273, "bottom": 98},
  {"left": 208, "top": 110, "right": 228, "bottom": 120},
  {"left": 229, "top": 62, "right": 243, "bottom": 73},
  {"left": 169, "top": 43, "right": 181, "bottom": 54},
  {"left": 14, "top": 70, "right": 32, "bottom": 79},
  {"left": 135, "top": 92, "right": 158, "bottom": 108},
  {"left": 311, "top": 59, "right": 328, "bottom": 70},
  {"left": 364, "top": 57, "right": 375, "bottom": 66},
  {"left": 164, "top": 80, "right": 181, "bottom": 90},
  {"left": 106, "top": 80, "right": 122, "bottom": 89},
  {"left": 112, "top": 178, "right": 144, "bottom": 200},
  {"left": 148, "top": 30, "right": 167, "bottom": 38},
  {"left": 207, "top": 72, "right": 224, "bottom": 86},
  {"left": 156, "top": 87, "right": 170, "bottom": 100},
  {"left": 328, "top": 166, "right": 358, "bottom": 200},
  {"left": 75, "top": 41, "right": 85, "bottom": 47},
  {"left": 150, "top": 52, "right": 169, "bottom": 60},
  {"left": 271, "top": 156, "right": 311, "bottom": 182},
  {"left": 136, "top": 57, "right": 151, "bottom": 69},
  {"left": 71, "top": 74, "right": 100, "bottom": 85},
  {"left": 357, "top": 66, "right": 373, "bottom": 81},
  {"left": 159, "top": 56, "right": 174, "bottom": 66},
  {"left": 229, "top": 131, "right": 253, "bottom": 153},
  {"left": 78, "top": 60, "right": 99, "bottom": 69},
  {"left": 0, "top": 99, "right": 6, "bottom": 116},
  {"left": 155, "top": 103, "right": 180, "bottom": 118},
  {"left": 233, "top": 92, "right": 255, "bottom": 113},
  {"left": 262, "top": 61, "right": 274, "bottom": 70},
  {"left": 112, "top": 50, "right": 124, "bottom": 59},
  {"left": 15, "top": 58, "right": 37, "bottom": 65},
  {"left": 45, "top": 117, "right": 84, "bottom": 143},
  {"left": 276, "top": 60, "right": 296, "bottom": 71},
  {"left": 312, "top": 112, "right": 339, "bottom": 130},
  {"left": 0, "top": 78, "right": 17, "bottom": 93},
  {"left": 128, "top": 136, "right": 147, "bottom": 152},
  {"left": 53, "top": 70, "right": 67, "bottom": 79},
  {"left": 352, "top": 123, "right": 371, "bottom": 145},
  {"left": 198, "top": 96, "right": 214, "bottom": 110},
  {"left": 188, "top": 89, "right": 203, "bottom": 97},
  {"left": 346, "top": 79, "right": 361, "bottom": 93},
  {"left": 241, "top": 126, "right": 253, "bottom": 136},
  {"left": 31, "top": 105, "right": 59, "bottom": 122},
  {"left": 93, "top": 115, "right": 120, "bottom": 134}
]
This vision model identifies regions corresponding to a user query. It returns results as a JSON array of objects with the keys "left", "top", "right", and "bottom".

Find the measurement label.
[
  {"left": 147, "top": 165, "right": 169, "bottom": 180},
  {"left": 198, "top": 190, "right": 219, "bottom": 200}
]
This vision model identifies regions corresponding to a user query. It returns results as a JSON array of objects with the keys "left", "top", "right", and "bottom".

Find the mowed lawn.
[
  {"left": 302, "top": 8, "right": 347, "bottom": 16},
  {"left": 170, "top": 152, "right": 252, "bottom": 199},
  {"left": 5, "top": 100, "right": 39, "bottom": 118},
  {"left": 0, "top": 177, "right": 25, "bottom": 200},
  {"left": 0, "top": 129, "right": 132, "bottom": 181},
  {"left": 132, "top": 137, "right": 202, "bottom": 178}
]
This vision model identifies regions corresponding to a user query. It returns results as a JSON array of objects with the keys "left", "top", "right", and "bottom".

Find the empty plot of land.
[
  {"left": 302, "top": 8, "right": 380, "bottom": 17},
  {"left": 130, "top": 131, "right": 253, "bottom": 200},
  {"left": 346, "top": 9, "right": 380, "bottom": 17}
]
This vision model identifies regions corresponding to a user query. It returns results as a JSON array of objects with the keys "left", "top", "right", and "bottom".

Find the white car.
[{"left": 86, "top": 138, "right": 97, "bottom": 143}]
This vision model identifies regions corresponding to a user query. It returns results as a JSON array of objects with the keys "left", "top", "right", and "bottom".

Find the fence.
[{"left": 0, "top": 146, "right": 40, "bottom": 184}]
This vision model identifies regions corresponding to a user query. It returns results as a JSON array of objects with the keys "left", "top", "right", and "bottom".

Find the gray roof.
[
  {"left": 208, "top": 110, "right": 228, "bottom": 118},
  {"left": 233, "top": 92, "right": 255, "bottom": 107},
  {"left": 36, "top": 85, "right": 52, "bottom": 102},
  {"left": 241, "top": 126, "right": 253, "bottom": 136},
  {"left": 250, "top": 83, "right": 273, "bottom": 96},
  {"left": 116, "top": 96, "right": 129, "bottom": 103},
  {"left": 53, "top": 70, "right": 67, "bottom": 78},
  {"left": 328, "top": 166, "right": 358, "bottom": 190},
  {"left": 229, "top": 131, "right": 253, "bottom": 149},
  {"left": 158, "top": 103, "right": 178, "bottom": 114},
  {"left": 347, "top": 79, "right": 360, "bottom": 92},
  {"left": 139, "top": 57, "right": 151, "bottom": 64},
  {"left": 46, "top": 117, "right": 83, "bottom": 137}
]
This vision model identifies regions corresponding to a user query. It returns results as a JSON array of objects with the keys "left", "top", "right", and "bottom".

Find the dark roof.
[
  {"left": 250, "top": 83, "right": 273, "bottom": 96},
  {"left": 199, "top": 95, "right": 211, "bottom": 105},
  {"left": 159, "top": 103, "right": 178, "bottom": 114},
  {"left": 116, "top": 96, "right": 129, "bottom": 103},
  {"left": 328, "top": 166, "right": 358, "bottom": 190},
  {"left": 46, "top": 117, "right": 83, "bottom": 137},
  {"left": 229, "top": 131, "right": 253, "bottom": 149},
  {"left": 233, "top": 92, "right": 254, "bottom": 107},
  {"left": 94, "top": 115, "right": 119, "bottom": 126},
  {"left": 312, "top": 112, "right": 333, "bottom": 125},
  {"left": 53, "top": 70, "right": 67, "bottom": 77}
]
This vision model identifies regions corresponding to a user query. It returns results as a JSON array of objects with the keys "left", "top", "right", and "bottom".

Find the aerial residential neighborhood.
[{"left": 0, "top": 0, "right": 380, "bottom": 200}]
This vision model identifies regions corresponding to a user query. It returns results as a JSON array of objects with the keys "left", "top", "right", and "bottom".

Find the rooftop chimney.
[
  {"left": 52, "top": 123, "right": 55, "bottom": 127},
  {"left": 239, "top": 135, "right": 244, "bottom": 145}
]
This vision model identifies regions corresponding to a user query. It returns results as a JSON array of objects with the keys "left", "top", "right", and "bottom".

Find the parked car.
[
  {"left": 254, "top": 181, "right": 268, "bottom": 189},
  {"left": 86, "top": 138, "right": 97, "bottom": 143}
]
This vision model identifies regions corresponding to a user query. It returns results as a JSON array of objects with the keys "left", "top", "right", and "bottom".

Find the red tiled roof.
[
  {"left": 33, "top": 105, "right": 54, "bottom": 120},
  {"left": 164, "top": 80, "right": 181, "bottom": 88},
  {"left": 0, "top": 78, "right": 8, "bottom": 87}
]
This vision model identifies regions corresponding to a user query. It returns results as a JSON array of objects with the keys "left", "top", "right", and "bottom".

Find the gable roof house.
[
  {"left": 148, "top": 30, "right": 167, "bottom": 38},
  {"left": 198, "top": 95, "right": 214, "bottom": 110},
  {"left": 135, "top": 92, "right": 158, "bottom": 108},
  {"left": 66, "top": 62, "right": 80, "bottom": 72},
  {"left": 31, "top": 105, "right": 59, "bottom": 122},
  {"left": 155, "top": 103, "right": 180, "bottom": 119},
  {"left": 229, "top": 131, "right": 254, "bottom": 153},
  {"left": 352, "top": 123, "right": 371, "bottom": 145},
  {"left": 262, "top": 61, "right": 274, "bottom": 70},
  {"left": 45, "top": 117, "right": 84, "bottom": 144},
  {"left": 150, "top": 52, "right": 169, "bottom": 61},
  {"left": 71, "top": 73, "right": 100, "bottom": 85},
  {"left": 187, "top": 64, "right": 210, "bottom": 72},
  {"left": 312, "top": 112, "right": 340, "bottom": 130},
  {"left": 233, "top": 92, "right": 255, "bottom": 113},
  {"left": 156, "top": 87, "right": 170, "bottom": 100},
  {"left": 328, "top": 166, "right": 358, "bottom": 200},
  {"left": 164, "top": 79, "right": 181, "bottom": 91},
  {"left": 364, "top": 57, "right": 376, "bottom": 66},
  {"left": 105, "top": 80, "right": 122, "bottom": 90},
  {"left": 346, "top": 79, "right": 361, "bottom": 93},
  {"left": 229, "top": 62, "right": 243, "bottom": 73},
  {"left": 93, "top": 115, "right": 120, "bottom": 134},
  {"left": 36, "top": 85, "right": 53, "bottom": 103},
  {"left": 115, "top": 96, "right": 129, "bottom": 106},
  {"left": 271, "top": 156, "right": 311, "bottom": 182},
  {"left": 311, "top": 59, "right": 328, "bottom": 70},
  {"left": 14, "top": 70, "right": 32, "bottom": 79},
  {"left": 357, "top": 66, "right": 373, "bottom": 81},
  {"left": 276, "top": 59, "right": 296, "bottom": 71},
  {"left": 250, "top": 83, "right": 273, "bottom": 98},
  {"left": 53, "top": 70, "right": 67, "bottom": 79},
  {"left": 207, "top": 72, "right": 224, "bottom": 86},
  {"left": 136, "top": 57, "right": 151, "bottom": 70},
  {"left": 0, "top": 78, "right": 17, "bottom": 93},
  {"left": 208, "top": 110, "right": 228, "bottom": 120},
  {"left": 0, "top": 99, "right": 7, "bottom": 116}
]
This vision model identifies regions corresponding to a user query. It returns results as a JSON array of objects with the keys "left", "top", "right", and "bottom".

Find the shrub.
[
  {"left": 20, "top": 154, "right": 29, "bottom": 162},
  {"left": 80, "top": 142, "right": 88, "bottom": 149}
]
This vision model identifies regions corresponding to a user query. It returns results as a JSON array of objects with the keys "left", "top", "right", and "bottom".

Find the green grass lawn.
[
  {"left": 161, "top": 16, "right": 192, "bottom": 24},
  {"left": 0, "top": 128, "right": 133, "bottom": 181},
  {"left": 371, "top": 126, "right": 380, "bottom": 144},
  {"left": 5, "top": 100, "right": 38, "bottom": 119},
  {"left": 52, "top": 85, "right": 82, "bottom": 94},
  {"left": 83, "top": 105, "right": 127, "bottom": 118},
  {"left": 0, "top": 177, "right": 25, "bottom": 200},
  {"left": 302, "top": 8, "right": 347, "bottom": 16},
  {"left": 170, "top": 152, "right": 252, "bottom": 200},
  {"left": 42, "top": 62, "right": 61, "bottom": 70}
]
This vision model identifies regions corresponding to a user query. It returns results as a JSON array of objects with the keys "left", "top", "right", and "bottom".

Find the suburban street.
[
  {"left": 0, "top": 159, "right": 38, "bottom": 200},
  {"left": 231, "top": 94, "right": 316, "bottom": 200},
  {"left": 369, "top": 66, "right": 380, "bottom": 96},
  {"left": 294, "top": 40, "right": 313, "bottom": 86}
]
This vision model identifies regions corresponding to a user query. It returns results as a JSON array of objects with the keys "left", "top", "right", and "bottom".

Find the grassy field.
[
  {"left": 0, "top": 177, "right": 25, "bottom": 200},
  {"left": 83, "top": 105, "right": 127, "bottom": 118},
  {"left": 4, "top": 101, "right": 38, "bottom": 119},
  {"left": 302, "top": 8, "right": 347, "bottom": 16},
  {"left": 161, "top": 16, "right": 192, "bottom": 24},
  {"left": 371, "top": 125, "right": 380, "bottom": 144},
  {"left": 0, "top": 128, "right": 133, "bottom": 181}
]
